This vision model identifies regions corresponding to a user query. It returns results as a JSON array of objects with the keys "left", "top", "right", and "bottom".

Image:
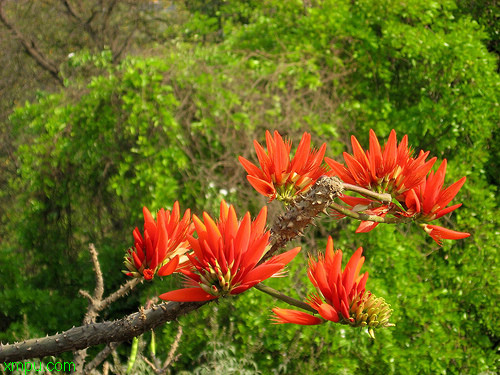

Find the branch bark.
[
  {"left": 0, "top": 301, "right": 207, "bottom": 362},
  {"left": 263, "top": 176, "right": 344, "bottom": 262}
]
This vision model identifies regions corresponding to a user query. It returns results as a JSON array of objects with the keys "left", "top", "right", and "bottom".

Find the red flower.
[
  {"left": 123, "top": 202, "right": 194, "bottom": 280},
  {"left": 325, "top": 129, "right": 436, "bottom": 198},
  {"left": 272, "top": 237, "right": 393, "bottom": 337},
  {"left": 159, "top": 201, "right": 301, "bottom": 302},
  {"left": 404, "top": 159, "right": 470, "bottom": 244},
  {"left": 239, "top": 130, "right": 328, "bottom": 202}
]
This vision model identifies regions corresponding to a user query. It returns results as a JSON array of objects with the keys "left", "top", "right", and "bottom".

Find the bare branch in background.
[
  {"left": 0, "top": 0, "right": 63, "bottom": 84},
  {"left": 61, "top": 0, "right": 81, "bottom": 21},
  {"left": 83, "top": 342, "right": 119, "bottom": 375},
  {"left": 73, "top": 244, "right": 140, "bottom": 372}
]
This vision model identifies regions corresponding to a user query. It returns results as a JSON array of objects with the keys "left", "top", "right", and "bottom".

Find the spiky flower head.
[
  {"left": 239, "top": 130, "right": 328, "bottom": 203},
  {"left": 123, "top": 202, "right": 194, "bottom": 280},
  {"left": 160, "top": 200, "right": 300, "bottom": 302}
]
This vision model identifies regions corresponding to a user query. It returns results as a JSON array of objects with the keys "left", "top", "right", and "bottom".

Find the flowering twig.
[
  {"left": 255, "top": 283, "right": 316, "bottom": 314},
  {"left": 342, "top": 183, "right": 392, "bottom": 204},
  {"left": 0, "top": 177, "right": 341, "bottom": 363}
]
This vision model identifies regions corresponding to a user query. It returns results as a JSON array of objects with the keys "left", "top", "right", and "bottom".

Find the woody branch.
[{"left": 0, "top": 176, "right": 344, "bottom": 363}]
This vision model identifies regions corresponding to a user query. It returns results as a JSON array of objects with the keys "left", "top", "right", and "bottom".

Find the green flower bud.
[{"left": 348, "top": 292, "right": 394, "bottom": 338}]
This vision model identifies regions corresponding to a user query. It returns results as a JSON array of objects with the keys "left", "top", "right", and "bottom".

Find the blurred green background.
[{"left": 0, "top": 0, "right": 498, "bottom": 374}]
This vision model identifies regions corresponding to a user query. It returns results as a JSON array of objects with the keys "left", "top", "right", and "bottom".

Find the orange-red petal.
[
  {"left": 271, "top": 307, "right": 323, "bottom": 325},
  {"left": 159, "top": 288, "right": 217, "bottom": 302},
  {"left": 157, "top": 255, "right": 180, "bottom": 276}
]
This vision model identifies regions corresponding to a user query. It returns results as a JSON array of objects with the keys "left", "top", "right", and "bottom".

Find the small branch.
[
  {"left": 89, "top": 244, "right": 104, "bottom": 302},
  {"left": 162, "top": 324, "right": 183, "bottom": 370},
  {"left": 144, "top": 324, "right": 183, "bottom": 374},
  {"left": 74, "top": 244, "right": 140, "bottom": 372},
  {"left": 78, "top": 245, "right": 141, "bottom": 321},
  {"left": 0, "top": 0, "right": 62, "bottom": 84},
  {"left": 83, "top": 342, "right": 119, "bottom": 375},
  {"left": 61, "top": 0, "right": 81, "bottom": 21},
  {"left": 255, "top": 283, "right": 316, "bottom": 314},
  {"left": 330, "top": 202, "right": 412, "bottom": 224},
  {"left": 142, "top": 356, "right": 159, "bottom": 374},
  {"left": 342, "top": 183, "right": 392, "bottom": 204},
  {"left": 102, "top": 0, "right": 118, "bottom": 35},
  {"left": 100, "top": 277, "right": 140, "bottom": 309},
  {"left": 112, "top": 27, "right": 136, "bottom": 62}
]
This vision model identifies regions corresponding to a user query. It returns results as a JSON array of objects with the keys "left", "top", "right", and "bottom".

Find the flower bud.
[{"left": 348, "top": 292, "right": 394, "bottom": 338}]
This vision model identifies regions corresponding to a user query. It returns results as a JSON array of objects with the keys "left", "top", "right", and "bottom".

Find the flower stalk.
[
  {"left": 255, "top": 283, "right": 317, "bottom": 314},
  {"left": 342, "top": 183, "right": 393, "bottom": 204}
]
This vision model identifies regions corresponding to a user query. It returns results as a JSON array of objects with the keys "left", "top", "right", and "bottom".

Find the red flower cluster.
[
  {"left": 272, "top": 237, "right": 393, "bottom": 337},
  {"left": 325, "top": 129, "right": 436, "bottom": 198},
  {"left": 123, "top": 202, "right": 194, "bottom": 280},
  {"left": 239, "top": 130, "right": 327, "bottom": 202},
  {"left": 325, "top": 129, "right": 469, "bottom": 244},
  {"left": 159, "top": 201, "right": 300, "bottom": 302}
]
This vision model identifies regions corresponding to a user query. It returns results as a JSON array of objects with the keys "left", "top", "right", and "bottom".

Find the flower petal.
[
  {"left": 157, "top": 255, "right": 180, "bottom": 277},
  {"left": 159, "top": 287, "right": 217, "bottom": 302},
  {"left": 271, "top": 307, "right": 323, "bottom": 325},
  {"left": 317, "top": 302, "right": 340, "bottom": 323}
]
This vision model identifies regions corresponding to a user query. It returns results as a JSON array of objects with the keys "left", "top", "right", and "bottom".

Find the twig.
[
  {"left": 61, "top": 0, "right": 81, "bottom": 21},
  {"left": 74, "top": 244, "right": 140, "bottom": 372},
  {"left": 162, "top": 324, "right": 183, "bottom": 370},
  {"left": 254, "top": 283, "right": 316, "bottom": 313},
  {"left": 100, "top": 278, "right": 141, "bottom": 308},
  {"left": 342, "top": 183, "right": 392, "bottom": 204},
  {"left": 142, "top": 356, "right": 158, "bottom": 374},
  {"left": 83, "top": 342, "right": 119, "bottom": 375},
  {"left": 144, "top": 324, "right": 183, "bottom": 374},
  {"left": 330, "top": 202, "right": 411, "bottom": 224}
]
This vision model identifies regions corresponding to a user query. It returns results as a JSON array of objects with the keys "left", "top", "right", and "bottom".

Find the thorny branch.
[
  {"left": 0, "top": 176, "right": 351, "bottom": 364},
  {"left": 74, "top": 244, "right": 140, "bottom": 373}
]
